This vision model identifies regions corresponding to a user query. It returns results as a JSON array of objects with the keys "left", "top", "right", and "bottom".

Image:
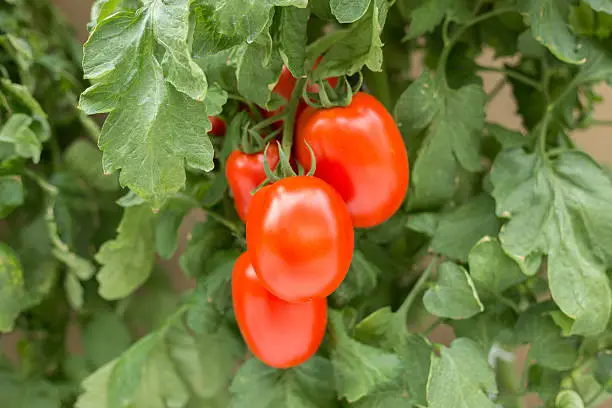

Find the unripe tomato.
[
  {"left": 226, "top": 143, "right": 280, "bottom": 223},
  {"left": 295, "top": 92, "right": 409, "bottom": 228},
  {"left": 232, "top": 252, "right": 327, "bottom": 368},
  {"left": 246, "top": 176, "right": 354, "bottom": 302},
  {"left": 208, "top": 116, "right": 226, "bottom": 136}
]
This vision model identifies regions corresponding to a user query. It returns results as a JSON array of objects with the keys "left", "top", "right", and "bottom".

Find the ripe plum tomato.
[
  {"left": 232, "top": 252, "right": 327, "bottom": 368},
  {"left": 208, "top": 116, "right": 226, "bottom": 136},
  {"left": 295, "top": 92, "right": 409, "bottom": 228},
  {"left": 246, "top": 176, "right": 354, "bottom": 302},
  {"left": 226, "top": 143, "right": 280, "bottom": 223}
]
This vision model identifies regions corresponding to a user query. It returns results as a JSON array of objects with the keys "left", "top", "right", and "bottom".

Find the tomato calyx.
[
  {"left": 261, "top": 140, "right": 317, "bottom": 186},
  {"left": 303, "top": 72, "right": 363, "bottom": 109}
]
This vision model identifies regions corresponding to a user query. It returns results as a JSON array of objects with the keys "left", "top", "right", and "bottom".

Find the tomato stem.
[
  {"left": 281, "top": 77, "right": 307, "bottom": 160},
  {"left": 395, "top": 258, "right": 437, "bottom": 325}
]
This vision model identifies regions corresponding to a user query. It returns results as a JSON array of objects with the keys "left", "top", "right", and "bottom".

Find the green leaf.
[
  {"left": 486, "top": 123, "right": 529, "bottom": 149},
  {"left": 514, "top": 306, "right": 578, "bottom": 371},
  {"left": 279, "top": 6, "right": 310, "bottom": 78},
  {"left": 0, "top": 113, "right": 42, "bottom": 163},
  {"left": 64, "top": 140, "right": 119, "bottom": 192},
  {"left": 95, "top": 205, "right": 157, "bottom": 300},
  {"left": 168, "top": 323, "right": 244, "bottom": 399},
  {"left": 0, "top": 79, "right": 50, "bottom": 142},
  {"left": 594, "top": 352, "right": 612, "bottom": 391},
  {"left": 555, "top": 389, "right": 584, "bottom": 408},
  {"left": 569, "top": 3, "right": 612, "bottom": 39},
  {"left": 313, "top": 0, "right": 389, "bottom": 81},
  {"left": 116, "top": 190, "right": 145, "bottom": 208},
  {"left": 426, "top": 338, "right": 498, "bottom": 408},
  {"left": 583, "top": 0, "right": 612, "bottom": 13},
  {"left": 468, "top": 237, "right": 526, "bottom": 296},
  {"left": 0, "top": 372, "right": 61, "bottom": 408},
  {"left": 186, "top": 250, "right": 238, "bottom": 334},
  {"left": 329, "top": 310, "right": 402, "bottom": 402},
  {"left": 333, "top": 249, "right": 381, "bottom": 306},
  {"left": 155, "top": 199, "right": 191, "bottom": 260},
  {"left": 231, "top": 357, "right": 336, "bottom": 408},
  {"left": 394, "top": 334, "right": 431, "bottom": 406},
  {"left": 331, "top": 0, "right": 372, "bottom": 23},
  {"left": 395, "top": 71, "right": 486, "bottom": 209},
  {"left": 64, "top": 273, "right": 84, "bottom": 310},
  {"left": 430, "top": 194, "right": 501, "bottom": 262},
  {"left": 404, "top": 0, "right": 472, "bottom": 39},
  {"left": 491, "top": 149, "right": 612, "bottom": 335},
  {"left": 83, "top": 312, "right": 131, "bottom": 369},
  {"left": 236, "top": 38, "right": 283, "bottom": 108},
  {"left": 17, "top": 216, "right": 60, "bottom": 310},
  {"left": 0, "top": 243, "right": 24, "bottom": 333},
  {"left": 354, "top": 308, "right": 432, "bottom": 406},
  {"left": 194, "top": 0, "right": 306, "bottom": 47},
  {"left": 204, "top": 83, "right": 229, "bottom": 117},
  {"left": 405, "top": 212, "right": 439, "bottom": 236},
  {"left": 78, "top": 330, "right": 190, "bottom": 408},
  {"left": 179, "top": 220, "right": 233, "bottom": 277},
  {"left": 451, "top": 309, "right": 516, "bottom": 352},
  {"left": 423, "top": 261, "right": 484, "bottom": 319},
  {"left": 575, "top": 39, "right": 612, "bottom": 84},
  {"left": 0, "top": 175, "right": 24, "bottom": 218},
  {"left": 518, "top": 0, "right": 587, "bottom": 64},
  {"left": 81, "top": 5, "right": 213, "bottom": 206}
]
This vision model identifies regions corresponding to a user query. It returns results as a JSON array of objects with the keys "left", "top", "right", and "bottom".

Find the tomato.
[
  {"left": 295, "top": 92, "right": 409, "bottom": 228},
  {"left": 246, "top": 176, "right": 354, "bottom": 302},
  {"left": 226, "top": 143, "right": 280, "bottom": 223},
  {"left": 232, "top": 252, "right": 327, "bottom": 368},
  {"left": 208, "top": 116, "right": 226, "bottom": 136}
]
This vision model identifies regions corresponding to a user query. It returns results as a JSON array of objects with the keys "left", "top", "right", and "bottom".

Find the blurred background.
[{"left": 51, "top": 0, "right": 612, "bottom": 165}]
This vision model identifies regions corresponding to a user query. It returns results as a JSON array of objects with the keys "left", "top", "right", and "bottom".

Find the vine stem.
[
  {"left": 476, "top": 65, "right": 543, "bottom": 92},
  {"left": 397, "top": 258, "right": 437, "bottom": 320},
  {"left": 437, "top": 7, "right": 514, "bottom": 85},
  {"left": 589, "top": 119, "right": 612, "bottom": 127},
  {"left": 537, "top": 77, "right": 580, "bottom": 160},
  {"left": 486, "top": 78, "right": 506, "bottom": 103},
  {"left": 281, "top": 77, "right": 307, "bottom": 160}
]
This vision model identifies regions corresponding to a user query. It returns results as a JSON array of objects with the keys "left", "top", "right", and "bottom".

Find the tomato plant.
[
  {"left": 246, "top": 176, "right": 354, "bottom": 302},
  {"left": 232, "top": 252, "right": 327, "bottom": 368},
  {"left": 2, "top": 0, "right": 612, "bottom": 407}
]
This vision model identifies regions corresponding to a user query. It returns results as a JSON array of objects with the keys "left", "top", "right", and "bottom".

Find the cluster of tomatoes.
[{"left": 209, "top": 67, "right": 409, "bottom": 369}]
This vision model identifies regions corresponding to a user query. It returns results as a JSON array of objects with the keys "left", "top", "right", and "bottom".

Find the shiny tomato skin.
[
  {"left": 226, "top": 143, "right": 280, "bottom": 223},
  {"left": 295, "top": 92, "right": 409, "bottom": 228},
  {"left": 232, "top": 252, "right": 327, "bottom": 368},
  {"left": 246, "top": 176, "right": 354, "bottom": 302},
  {"left": 208, "top": 116, "right": 226, "bottom": 136}
]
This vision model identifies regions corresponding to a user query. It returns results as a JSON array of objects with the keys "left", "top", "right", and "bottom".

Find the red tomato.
[
  {"left": 232, "top": 252, "right": 327, "bottom": 368},
  {"left": 295, "top": 92, "right": 409, "bottom": 228},
  {"left": 246, "top": 176, "right": 354, "bottom": 302},
  {"left": 226, "top": 143, "right": 280, "bottom": 223},
  {"left": 208, "top": 116, "right": 226, "bottom": 136}
]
